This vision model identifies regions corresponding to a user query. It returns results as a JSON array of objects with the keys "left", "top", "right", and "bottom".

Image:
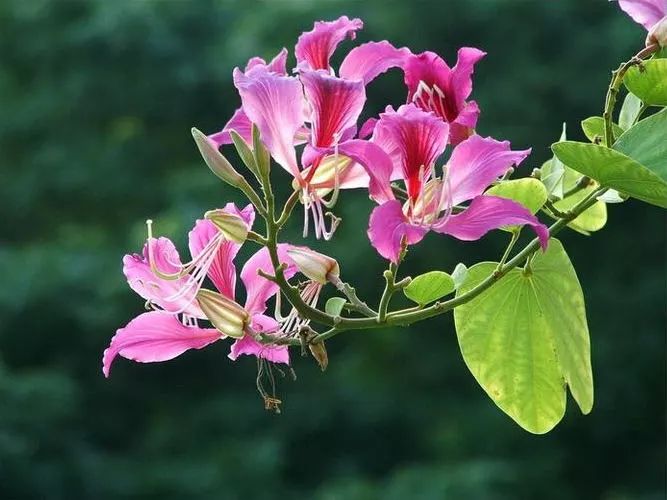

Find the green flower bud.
[
  {"left": 204, "top": 210, "right": 248, "bottom": 244},
  {"left": 287, "top": 247, "right": 340, "bottom": 285},
  {"left": 191, "top": 128, "right": 245, "bottom": 187},
  {"left": 197, "top": 289, "right": 248, "bottom": 338}
]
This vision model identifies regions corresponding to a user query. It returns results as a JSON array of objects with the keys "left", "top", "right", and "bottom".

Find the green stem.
[{"left": 497, "top": 231, "right": 520, "bottom": 270}]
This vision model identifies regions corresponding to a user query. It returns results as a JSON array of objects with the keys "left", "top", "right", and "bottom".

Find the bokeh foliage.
[{"left": 0, "top": 0, "right": 664, "bottom": 498}]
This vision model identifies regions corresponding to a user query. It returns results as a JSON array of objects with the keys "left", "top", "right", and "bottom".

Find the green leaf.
[
  {"left": 624, "top": 59, "right": 667, "bottom": 106},
  {"left": 551, "top": 141, "right": 667, "bottom": 208},
  {"left": 580, "top": 116, "right": 623, "bottom": 143},
  {"left": 618, "top": 92, "right": 642, "bottom": 130},
  {"left": 454, "top": 240, "right": 593, "bottom": 434},
  {"left": 325, "top": 297, "right": 347, "bottom": 317},
  {"left": 614, "top": 108, "right": 667, "bottom": 183},
  {"left": 404, "top": 271, "right": 455, "bottom": 305},
  {"left": 540, "top": 123, "right": 567, "bottom": 199},
  {"left": 451, "top": 263, "right": 468, "bottom": 290},
  {"left": 486, "top": 178, "right": 547, "bottom": 214},
  {"left": 552, "top": 167, "right": 607, "bottom": 234}
]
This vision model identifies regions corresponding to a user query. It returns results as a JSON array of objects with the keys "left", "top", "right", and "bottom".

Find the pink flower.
[
  {"left": 103, "top": 204, "right": 295, "bottom": 376},
  {"left": 617, "top": 0, "right": 666, "bottom": 30},
  {"left": 401, "top": 47, "right": 486, "bottom": 145},
  {"left": 363, "top": 104, "right": 548, "bottom": 263}
]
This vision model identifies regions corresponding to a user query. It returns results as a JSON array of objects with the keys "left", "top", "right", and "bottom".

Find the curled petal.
[
  {"left": 208, "top": 108, "right": 253, "bottom": 148},
  {"left": 300, "top": 70, "right": 366, "bottom": 150},
  {"left": 229, "top": 314, "right": 289, "bottom": 364},
  {"left": 339, "top": 41, "right": 409, "bottom": 84},
  {"left": 449, "top": 47, "right": 486, "bottom": 107},
  {"left": 102, "top": 312, "right": 220, "bottom": 377},
  {"left": 432, "top": 195, "right": 549, "bottom": 249},
  {"left": 234, "top": 68, "right": 305, "bottom": 178},
  {"left": 336, "top": 139, "right": 395, "bottom": 203},
  {"left": 295, "top": 16, "right": 363, "bottom": 71},
  {"left": 358, "top": 117, "right": 377, "bottom": 139},
  {"left": 123, "top": 238, "right": 202, "bottom": 317},
  {"left": 448, "top": 100, "right": 480, "bottom": 146},
  {"left": 367, "top": 200, "right": 428, "bottom": 263},
  {"left": 372, "top": 104, "right": 449, "bottom": 200},
  {"left": 241, "top": 244, "right": 298, "bottom": 316},
  {"left": 245, "top": 48, "right": 289, "bottom": 75},
  {"left": 618, "top": 0, "right": 666, "bottom": 30},
  {"left": 447, "top": 135, "right": 531, "bottom": 206}
]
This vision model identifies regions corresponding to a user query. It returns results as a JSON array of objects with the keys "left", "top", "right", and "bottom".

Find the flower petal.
[
  {"left": 207, "top": 107, "right": 253, "bottom": 148},
  {"left": 234, "top": 68, "right": 305, "bottom": 178},
  {"left": 188, "top": 203, "right": 255, "bottom": 299},
  {"left": 372, "top": 104, "right": 449, "bottom": 200},
  {"left": 433, "top": 195, "right": 549, "bottom": 248},
  {"left": 447, "top": 135, "right": 531, "bottom": 206},
  {"left": 228, "top": 314, "right": 289, "bottom": 364},
  {"left": 300, "top": 70, "right": 366, "bottom": 150},
  {"left": 336, "top": 139, "right": 395, "bottom": 202},
  {"left": 339, "top": 41, "right": 409, "bottom": 84},
  {"left": 618, "top": 0, "right": 666, "bottom": 30},
  {"left": 367, "top": 200, "right": 428, "bottom": 263},
  {"left": 123, "top": 238, "right": 203, "bottom": 317},
  {"left": 102, "top": 311, "right": 220, "bottom": 377},
  {"left": 245, "top": 48, "right": 289, "bottom": 75},
  {"left": 448, "top": 100, "right": 480, "bottom": 146},
  {"left": 241, "top": 244, "right": 298, "bottom": 315},
  {"left": 295, "top": 16, "right": 363, "bottom": 71}
]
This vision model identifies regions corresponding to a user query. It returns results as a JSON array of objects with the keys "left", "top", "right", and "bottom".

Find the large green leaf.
[
  {"left": 624, "top": 59, "right": 667, "bottom": 106},
  {"left": 580, "top": 116, "right": 623, "bottom": 144},
  {"left": 613, "top": 108, "right": 667, "bottom": 183},
  {"left": 486, "top": 178, "right": 547, "bottom": 214},
  {"left": 404, "top": 271, "right": 455, "bottom": 306},
  {"left": 454, "top": 240, "right": 593, "bottom": 434},
  {"left": 551, "top": 141, "right": 667, "bottom": 208}
]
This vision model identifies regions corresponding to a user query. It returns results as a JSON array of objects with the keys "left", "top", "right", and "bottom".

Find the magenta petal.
[
  {"left": 368, "top": 200, "right": 428, "bottom": 263},
  {"left": 208, "top": 108, "right": 253, "bottom": 148},
  {"left": 339, "top": 41, "right": 409, "bottom": 84},
  {"left": 228, "top": 314, "right": 289, "bottom": 364},
  {"left": 618, "top": 0, "right": 666, "bottom": 29},
  {"left": 358, "top": 117, "right": 378, "bottom": 139},
  {"left": 234, "top": 68, "right": 305, "bottom": 177},
  {"left": 433, "top": 195, "right": 549, "bottom": 248},
  {"left": 241, "top": 244, "right": 298, "bottom": 316},
  {"left": 300, "top": 70, "right": 366, "bottom": 149},
  {"left": 123, "top": 238, "right": 202, "bottom": 317},
  {"left": 103, "top": 312, "right": 220, "bottom": 377},
  {"left": 336, "top": 139, "right": 395, "bottom": 203},
  {"left": 449, "top": 47, "right": 486, "bottom": 107},
  {"left": 245, "top": 48, "right": 289, "bottom": 75},
  {"left": 295, "top": 16, "right": 363, "bottom": 71},
  {"left": 447, "top": 135, "right": 531, "bottom": 206},
  {"left": 372, "top": 104, "right": 449, "bottom": 200}
]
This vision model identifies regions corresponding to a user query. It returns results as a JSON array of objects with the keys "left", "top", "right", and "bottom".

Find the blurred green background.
[{"left": 0, "top": 0, "right": 665, "bottom": 498}]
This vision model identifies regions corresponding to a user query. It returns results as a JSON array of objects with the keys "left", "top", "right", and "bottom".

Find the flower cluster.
[{"left": 103, "top": 16, "right": 550, "bottom": 402}]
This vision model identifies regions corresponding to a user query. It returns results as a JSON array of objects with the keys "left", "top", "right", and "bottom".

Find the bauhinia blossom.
[
  {"left": 363, "top": 104, "right": 549, "bottom": 263},
  {"left": 616, "top": 0, "right": 667, "bottom": 46},
  {"left": 102, "top": 203, "right": 338, "bottom": 375}
]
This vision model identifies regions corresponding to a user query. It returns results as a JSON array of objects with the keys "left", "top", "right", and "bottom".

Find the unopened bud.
[
  {"left": 197, "top": 289, "right": 249, "bottom": 338},
  {"left": 309, "top": 341, "right": 328, "bottom": 371},
  {"left": 205, "top": 210, "right": 248, "bottom": 243},
  {"left": 286, "top": 247, "right": 340, "bottom": 284},
  {"left": 191, "top": 128, "right": 245, "bottom": 187}
]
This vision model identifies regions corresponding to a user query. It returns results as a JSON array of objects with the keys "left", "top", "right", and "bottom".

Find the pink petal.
[
  {"left": 339, "top": 41, "right": 409, "bottom": 84},
  {"left": 358, "top": 117, "right": 377, "bottom": 139},
  {"left": 123, "top": 238, "right": 203, "bottom": 317},
  {"left": 207, "top": 107, "right": 253, "bottom": 148},
  {"left": 447, "top": 135, "right": 531, "bottom": 206},
  {"left": 372, "top": 104, "right": 449, "bottom": 201},
  {"left": 336, "top": 139, "right": 395, "bottom": 203},
  {"left": 448, "top": 101, "right": 480, "bottom": 146},
  {"left": 103, "top": 311, "right": 220, "bottom": 377},
  {"left": 295, "top": 16, "right": 363, "bottom": 71},
  {"left": 234, "top": 68, "right": 305, "bottom": 178},
  {"left": 367, "top": 200, "right": 428, "bottom": 263},
  {"left": 432, "top": 195, "right": 549, "bottom": 248},
  {"left": 228, "top": 314, "right": 289, "bottom": 364},
  {"left": 245, "top": 48, "right": 289, "bottom": 75},
  {"left": 449, "top": 47, "right": 486, "bottom": 109},
  {"left": 188, "top": 203, "right": 255, "bottom": 299},
  {"left": 618, "top": 0, "right": 666, "bottom": 30},
  {"left": 241, "top": 244, "right": 298, "bottom": 315},
  {"left": 300, "top": 70, "right": 366, "bottom": 150}
]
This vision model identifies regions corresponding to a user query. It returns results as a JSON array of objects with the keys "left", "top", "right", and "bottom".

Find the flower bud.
[
  {"left": 197, "top": 289, "right": 249, "bottom": 338},
  {"left": 286, "top": 247, "right": 340, "bottom": 284},
  {"left": 309, "top": 341, "right": 328, "bottom": 371},
  {"left": 191, "top": 128, "right": 245, "bottom": 187},
  {"left": 204, "top": 210, "right": 248, "bottom": 244}
]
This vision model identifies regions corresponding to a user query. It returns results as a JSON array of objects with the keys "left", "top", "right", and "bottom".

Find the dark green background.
[{"left": 0, "top": 1, "right": 664, "bottom": 498}]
